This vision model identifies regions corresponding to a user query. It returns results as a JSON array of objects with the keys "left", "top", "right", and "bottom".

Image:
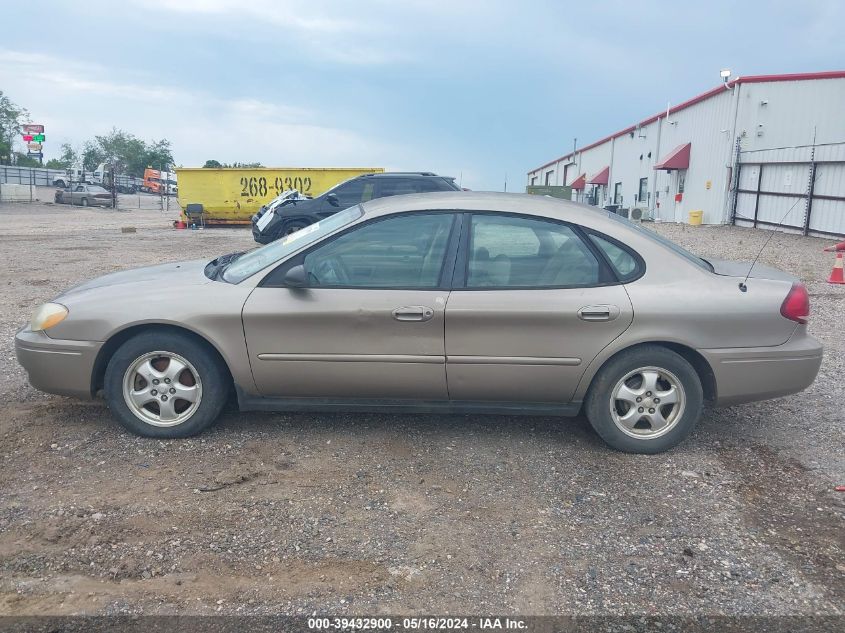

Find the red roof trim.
[
  {"left": 654, "top": 142, "right": 691, "bottom": 171},
  {"left": 587, "top": 166, "right": 610, "bottom": 185},
  {"left": 530, "top": 70, "right": 845, "bottom": 173},
  {"left": 570, "top": 172, "right": 586, "bottom": 190}
]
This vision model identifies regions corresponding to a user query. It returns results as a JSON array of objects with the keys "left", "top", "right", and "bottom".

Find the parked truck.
[
  {"left": 143, "top": 168, "right": 178, "bottom": 195},
  {"left": 52, "top": 167, "right": 89, "bottom": 188},
  {"left": 91, "top": 163, "right": 143, "bottom": 193}
]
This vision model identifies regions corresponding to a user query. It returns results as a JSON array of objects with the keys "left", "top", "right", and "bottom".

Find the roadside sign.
[
  {"left": 27, "top": 143, "right": 42, "bottom": 151},
  {"left": 22, "top": 124, "right": 44, "bottom": 134}
]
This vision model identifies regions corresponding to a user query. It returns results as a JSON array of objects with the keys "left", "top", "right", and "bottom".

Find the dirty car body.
[{"left": 15, "top": 192, "right": 823, "bottom": 453}]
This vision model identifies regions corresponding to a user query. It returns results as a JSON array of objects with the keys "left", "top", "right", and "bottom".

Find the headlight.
[{"left": 30, "top": 303, "right": 69, "bottom": 332}]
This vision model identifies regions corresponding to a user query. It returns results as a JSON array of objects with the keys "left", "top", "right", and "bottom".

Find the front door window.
[{"left": 303, "top": 213, "right": 454, "bottom": 288}]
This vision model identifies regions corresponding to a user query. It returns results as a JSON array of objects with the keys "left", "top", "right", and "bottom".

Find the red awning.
[
  {"left": 587, "top": 166, "right": 609, "bottom": 185},
  {"left": 569, "top": 173, "right": 586, "bottom": 190},
  {"left": 654, "top": 143, "right": 691, "bottom": 171}
]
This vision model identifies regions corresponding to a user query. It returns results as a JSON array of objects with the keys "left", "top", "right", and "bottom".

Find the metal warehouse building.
[{"left": 527, "top": 71, "right": 845, "bottom": 238}]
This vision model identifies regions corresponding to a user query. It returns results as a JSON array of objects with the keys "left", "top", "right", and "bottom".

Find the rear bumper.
[
  {"left": 14, "top": 328, "right": 102, "bottom": 400},
  {"left": 701, "top": 330, "right": 823, "bottom": 407}
]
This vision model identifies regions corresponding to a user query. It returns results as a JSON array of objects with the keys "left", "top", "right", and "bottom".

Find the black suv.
[{"left": 251, "top": 172, "right": 460, "bottom": 244}]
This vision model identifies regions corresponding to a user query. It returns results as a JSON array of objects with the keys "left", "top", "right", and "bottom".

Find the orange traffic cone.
[
  {"left": 828, "top": 252, "right": 845, "bottom": 285},
  {"left": 824, "top": 240, "right": 845, "bottom": 252}
]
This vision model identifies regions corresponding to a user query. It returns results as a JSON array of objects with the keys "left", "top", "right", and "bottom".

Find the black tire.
[
  {"left": 277, "top": 218, "right": 311, "bottom": 238},
  {"left": 104, "top": 331, "right": 229, "bottom": 438},
  {"left": 584, "top": 345, "right": 703, "bottom": 454},
  {"left": 81, "top": 197, "right": 89, "bottom": 207}
]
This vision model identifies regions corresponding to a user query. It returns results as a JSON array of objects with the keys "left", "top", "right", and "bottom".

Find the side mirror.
[
  {"left": 283, "top": 264, "right": 308, "bottom": 288},
  {"left": 326, "top": 193, "right": 340, "bottom": 207}
]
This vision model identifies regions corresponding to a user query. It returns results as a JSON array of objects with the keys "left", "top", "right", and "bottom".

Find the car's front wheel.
[
  {"left": 104, "top": 331, "right": 229, "bottom": 438},
  {"left": 584, "top": 345, "right": 703, "bottom": 454},
  {"left": 280, "top": 218, "right": 311, "bottom": 237}
]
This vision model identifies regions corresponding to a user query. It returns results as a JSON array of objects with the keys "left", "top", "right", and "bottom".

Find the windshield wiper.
[{"left": 205, "top": 251, "right": 245, "bottom": 281}]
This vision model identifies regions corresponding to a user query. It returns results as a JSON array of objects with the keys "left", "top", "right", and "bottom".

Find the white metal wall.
[
  {"left": 529, "top": 76, "right": 845, "bottom": 228},
  {"left": 734, "top": 142, "right": 845, "bottom": 237}
]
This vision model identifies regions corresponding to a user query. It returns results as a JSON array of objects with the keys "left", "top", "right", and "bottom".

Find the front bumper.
[
  {"left": 15, "top": 328, "right": 102, "bottom": 400},
  {"left": 701, "top": 330, "right": 823, "bottom": 407}
]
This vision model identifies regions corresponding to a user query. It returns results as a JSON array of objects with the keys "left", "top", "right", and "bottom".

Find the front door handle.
[
  {"left": 577, "top": 305, "right": 620, "bottom": 322},
  {"left": 392, "top": 306, "right": 435, "bottom": 322}
]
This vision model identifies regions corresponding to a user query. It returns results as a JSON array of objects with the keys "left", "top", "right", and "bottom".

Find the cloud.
[
  {"left": 139, "top": 0, "right": 363, "bottom": 33},
  {"left": 129, "top": 0, "right": 405, "bottom": 66},
  {"left": 0, "top": 48, "right": 403, "bottom": 168}
]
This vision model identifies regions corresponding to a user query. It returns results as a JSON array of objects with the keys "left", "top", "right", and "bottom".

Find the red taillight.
[{"left": 780, "top": 282, "right": 810, "bottom": 324}]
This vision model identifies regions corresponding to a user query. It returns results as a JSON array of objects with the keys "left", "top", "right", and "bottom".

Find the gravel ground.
[{"left": 0, "top": 200, "right": 842, "bottom": 616}]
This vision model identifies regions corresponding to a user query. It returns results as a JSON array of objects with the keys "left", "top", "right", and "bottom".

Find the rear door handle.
[
  {"left": 577, "top": 305, "right": 620, "bottom": 322},
  {"left": 392, "top": 306, "right": 435, "bottom": 322}
]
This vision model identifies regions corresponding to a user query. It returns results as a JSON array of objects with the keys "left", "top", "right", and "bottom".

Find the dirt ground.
[{"left": 0, "top": 196, "right": 842, "bottom": 616}]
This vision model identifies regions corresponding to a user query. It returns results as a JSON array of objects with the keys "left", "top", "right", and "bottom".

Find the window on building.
[
  {"left": 613, "top": 182, "right": 623, "bottom": 205},
  {"left": 638, "top": 177, "right": 648, "bottom": 203},
  {"left": 545, "top": 171, "right": 554, "bottom": 186},
  {"left": 530, "top": 176, "right": 537, "bottom": 186},
  {"left": 678, "top": 170, "right": 686, "bottom": 194}
]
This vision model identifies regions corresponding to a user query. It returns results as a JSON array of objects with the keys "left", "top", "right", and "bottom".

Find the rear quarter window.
[{"left": 587, "top": 232, "right": 643, "bottom": 282}]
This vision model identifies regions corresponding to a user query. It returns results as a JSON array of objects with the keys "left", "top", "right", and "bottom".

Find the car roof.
[
  {"left": 359, "top": 191, "right": 627, "bottom": 234},
  {"left": 356, "top": 172, "right": 453, "bottom": 179}
]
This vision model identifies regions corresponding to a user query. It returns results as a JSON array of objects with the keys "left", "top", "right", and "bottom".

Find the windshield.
[
  {"left": 605, "top": 212, "right": 713, "bottom": 271},
  {"left": 222, "top": 205, "right": 364, "bottom": 283}
]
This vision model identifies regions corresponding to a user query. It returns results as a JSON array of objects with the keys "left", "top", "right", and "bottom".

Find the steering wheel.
[{"left": 309, "top": 255, "right": 350, "bottom": 286}]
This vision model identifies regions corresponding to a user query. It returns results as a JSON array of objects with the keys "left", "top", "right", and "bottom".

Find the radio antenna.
[{"left": 740, "top": 163, "right": 819, "bottom": 291}]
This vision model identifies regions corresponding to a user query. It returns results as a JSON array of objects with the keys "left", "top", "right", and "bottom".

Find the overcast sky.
[{"left": 2, "top": 0, "right": 843, "bottom": 190}]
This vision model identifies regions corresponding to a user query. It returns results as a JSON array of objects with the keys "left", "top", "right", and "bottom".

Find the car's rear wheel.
[
  {"left": 585, "top": 345, "right": 703, "bottom": 454},
  {"left": 104, "top": 331, "right": 229, "bottom": 438},
  {"left": 81, "top": 197, "right": 89, "bottom": 207}
]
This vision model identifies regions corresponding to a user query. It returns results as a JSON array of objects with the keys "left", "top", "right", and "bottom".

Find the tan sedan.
[
  {"left": 15, "top": 192, "right": 822, "bottom": 453},
  {"left": 54, "top": 184, "right": 114, "bottom": 207}
]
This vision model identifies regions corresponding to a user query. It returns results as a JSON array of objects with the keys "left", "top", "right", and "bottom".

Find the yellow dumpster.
[
  {"left": 175, "top": 167, "right": 384, "bottom": 224},
  {"left": 688, "top": 210, "right": 703, "bottom": 226}
]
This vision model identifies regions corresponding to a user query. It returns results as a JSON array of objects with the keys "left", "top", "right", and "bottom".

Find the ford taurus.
[{"left": 15, "top": 192, "right": 823, "bottom": 453}]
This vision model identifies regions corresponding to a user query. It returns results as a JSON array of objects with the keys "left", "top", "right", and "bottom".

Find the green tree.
[
  {"left": 13, "top": 152, "right": 41, "bottom": 167},
  {"left": 142, "top": 139, "right": 174, "bottom": 173},
  {"left": 202, "top": 159, "right": 263, "bottom": 168},
  {"left": 79, "top": 128, "right": 174, "bottom": 177},
  {"left": 0, "top": 91, "right": 29, "bottom": 165},
  {"left": 45, "top": 143, "right": 79, "bottom": 169}
]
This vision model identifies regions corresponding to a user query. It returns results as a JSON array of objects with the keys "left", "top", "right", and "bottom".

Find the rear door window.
[
  {"left": 377, "top": 179, "right": 420, "bottom": 197},
  {"left": 466, "top": 214, "right": 602, "bottom": 288}
]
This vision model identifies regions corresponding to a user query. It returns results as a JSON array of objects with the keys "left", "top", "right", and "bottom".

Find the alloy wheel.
[
  {"left": 122, "top": 351, "right": 203, "bottom": 427},
  {"left": 609, "top": 366, "right": 686, "bottom": 439}
]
